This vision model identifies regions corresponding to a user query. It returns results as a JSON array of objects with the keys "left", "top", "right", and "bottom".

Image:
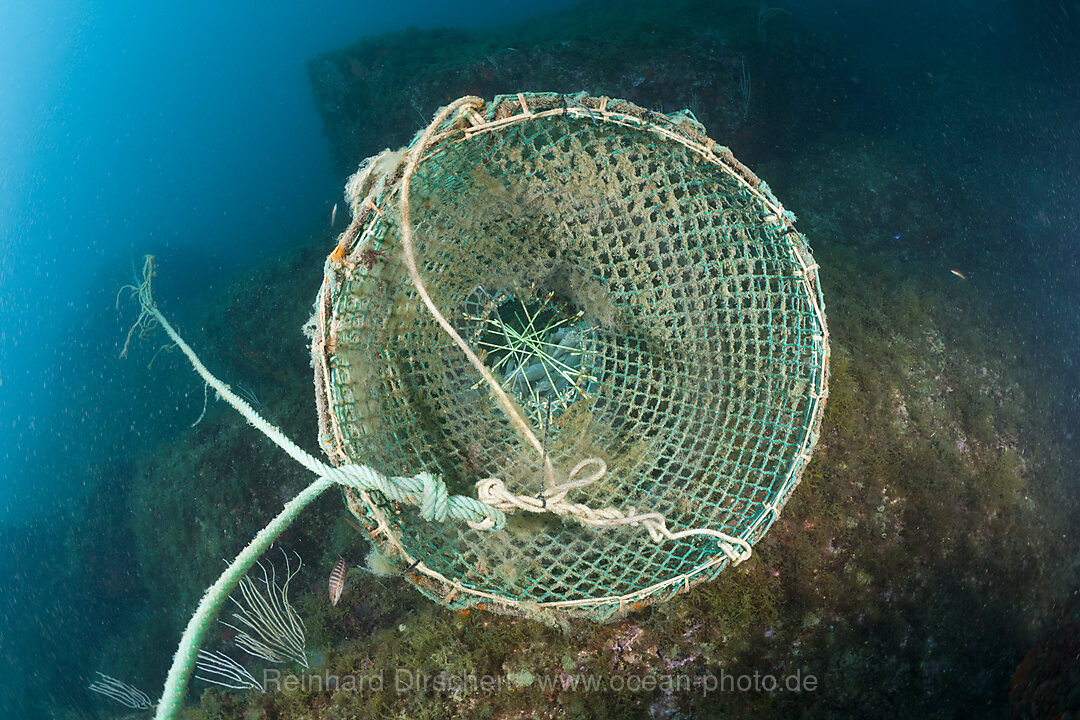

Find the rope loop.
[{"left": 475, "top": 458, "right": 752, "bottom": 560}]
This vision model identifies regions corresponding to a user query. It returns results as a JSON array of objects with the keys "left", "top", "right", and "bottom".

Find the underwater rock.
[
  {"left": 1009, "top": 591, "right": 1080, "bottom": 719},
  {"left": 306, "top": 0, "right": 854, "bottom": 177}
]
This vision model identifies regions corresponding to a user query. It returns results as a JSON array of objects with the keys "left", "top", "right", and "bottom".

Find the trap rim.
[{"left": 311, "top": 92, "right": 830, "bottom": 621}]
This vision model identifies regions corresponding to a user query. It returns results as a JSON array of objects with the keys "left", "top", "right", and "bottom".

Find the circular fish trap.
[{"left": 310, "top": 93, "right": 828, "bottom": 621}]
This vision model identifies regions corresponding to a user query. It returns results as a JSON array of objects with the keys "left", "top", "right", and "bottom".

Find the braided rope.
[
  {"left": 123, "top": 256, "right": 506, "bottom": 534},
  {"left": 397, "top": 96, "right": 560, "bottom": 490},
  {"left": 120, "top": 257, "right": 504, "bottom": 720}
]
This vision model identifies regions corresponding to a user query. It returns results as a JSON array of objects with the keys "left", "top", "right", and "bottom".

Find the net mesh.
[{"left": 310, "top": 93, "right": 828, "bottom": 621}]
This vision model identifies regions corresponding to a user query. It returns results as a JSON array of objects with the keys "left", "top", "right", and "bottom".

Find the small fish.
[
  {"left": 949, "top": 269, "right": 967, "bottom": 280},
  {"left": 329, "top": 556, "right": 346, "bottom": 606},
  {"left": 330, "top": 202, "right": 338, "bottom": 228}
]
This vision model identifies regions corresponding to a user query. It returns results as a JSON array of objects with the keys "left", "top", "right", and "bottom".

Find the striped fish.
[{"left": 329, "top": 556, "right": 347, "bottom": 606}]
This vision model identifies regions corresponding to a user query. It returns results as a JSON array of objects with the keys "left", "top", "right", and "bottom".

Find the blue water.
[
  {"left": 1, "top": 0, "right": 1078, "bottom": 718},
  {"left": 0, "top": 0, "right": 577, "bottom": 522},
  {"left": 0, "top": 1, "right": 578, "bottom": 716}
]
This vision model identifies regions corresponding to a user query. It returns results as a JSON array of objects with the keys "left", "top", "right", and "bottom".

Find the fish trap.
[{"left": 310, "top": 93, "right": 828, "bottom": 621}]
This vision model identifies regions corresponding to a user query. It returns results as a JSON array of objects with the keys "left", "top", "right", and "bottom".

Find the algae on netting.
[{"left": 311, "top": 93, "right": 827, "bottom": 621}]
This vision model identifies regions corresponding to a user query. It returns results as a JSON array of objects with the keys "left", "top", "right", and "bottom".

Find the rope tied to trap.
[
  {"left": 119, "top": 256, "right": 506, "bottom": 530},
  {"left": 313, "top": 92, "right": 827, "bottom": 621},
  {"left": 128, "top": 91, "right": 828, "bottom": 720},
  {"left": 122, "top": 255, "right": 730, "bottom": 550},
  {"left": 475, "top": 459, "right": 752, "bottom": 562}
]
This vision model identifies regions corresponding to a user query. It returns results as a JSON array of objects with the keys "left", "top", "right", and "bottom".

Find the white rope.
[
  {"left": 123, "top": 251, "right": 750, "bottom": 550},
  {"left": 476, "top": 459, "right": 752, "bottom": 563},
  {"left": 397, "top": 96, "right": 559, "bottom": 490},
  {"left": 120, "top": 256, "right": 505, "bottom": 532}
]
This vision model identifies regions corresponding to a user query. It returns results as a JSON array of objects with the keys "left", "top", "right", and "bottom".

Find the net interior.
[{"left": 312, "top": 94, "right": 828, "bottom": 621}]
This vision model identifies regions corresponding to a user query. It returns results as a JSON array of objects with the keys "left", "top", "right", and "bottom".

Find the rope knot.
[
  {"left": 418, "top": 471, "right": 448, "bottom": 522},
  {"left": 475, "top": 476, "right": 507, "bottom": 506}
]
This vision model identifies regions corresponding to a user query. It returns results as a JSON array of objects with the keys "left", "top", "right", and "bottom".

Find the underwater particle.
[{"left": 949, "top": 269, "right": 967, "bottom": 280}]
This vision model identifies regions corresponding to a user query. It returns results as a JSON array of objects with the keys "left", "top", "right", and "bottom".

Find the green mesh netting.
[{"left": 310, "top": 93, "right": 828, "bottom": 621}]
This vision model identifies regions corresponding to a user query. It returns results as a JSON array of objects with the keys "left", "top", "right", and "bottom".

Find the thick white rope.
[
  {"left": 122, "top": 256, "right": 505, "bottom": 532},
  {"left": 120, "top": 256, "right": 506, "bottom": 720}
]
